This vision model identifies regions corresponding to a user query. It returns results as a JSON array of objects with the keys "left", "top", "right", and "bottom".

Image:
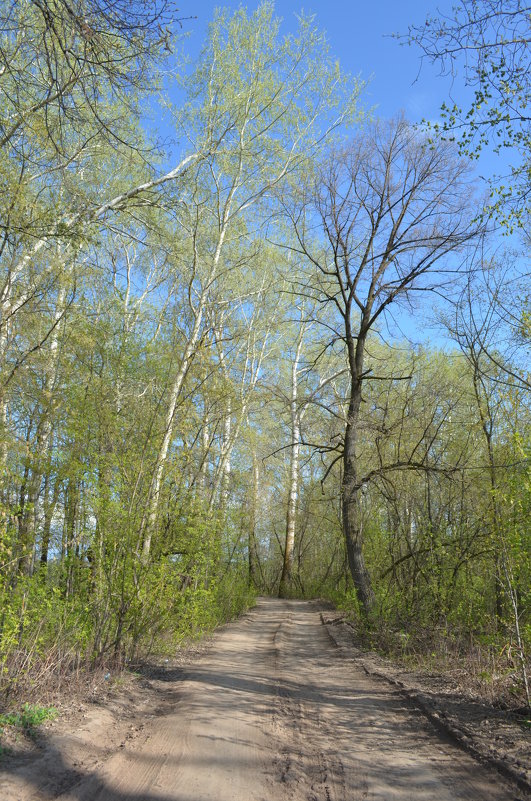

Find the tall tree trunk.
[
  {"left": 141, "top": 309, "right": 204, "bottom": 561},
  {"left": 342, "top": 333, "right": 375, "bottom": 618},
  {"left": 220, "top": 398, "right": 232, "bottom": 511},
  {"left": 197, "top": 411, "right": 210, "bottom": 501},
  {"left": 141, "top": 176, "right": 238, "bottom": 560},
  {"left": 40, "top": 468, "right": 60, "bottom": 566},
  {"left": 471, "top": 362, "right": 504, "bottom": 621},
  {"left": 248, "top": 453, "right": 261, "bottom": 588},
  {"left": 0, "top": 292, "right": 18, "bottom": 480},
  {"left": 64, "top": 476, "right": 80, "bottom": 597},
  {"left": 16, "top": 447, "right": 32, "bottom": 574},
  {"left": 279, "top": 334, "right": 303, "bottom": 598},
  {"left": 20, "top": 285, "right": 66, "bottom": 575}
]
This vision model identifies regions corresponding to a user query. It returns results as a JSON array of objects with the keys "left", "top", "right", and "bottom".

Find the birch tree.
[
  {"left": 139, "top": 2, "right": 363, "bottom": 559},
  {"left": 0, "top": 0, "right": 199, "bottom": 480},
  {"left": 276, "top": 307, "right": 347, "bottom": 598}
]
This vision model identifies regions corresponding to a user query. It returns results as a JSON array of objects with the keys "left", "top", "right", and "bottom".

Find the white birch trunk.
[
  {"left": 140, "top": 185, "right": 237, "bottom": 560},
  {"left": 220, "top": 398, "right": 232, "bottom": 510},
  {"left": 279, "top": 332, "right": 303, "bottom": 596},
  {"left": 197, "top": 412, "right": 210, "bottom": 499},
  {"left": 141, "top": 307, "right": 205, "bottom": 561}
]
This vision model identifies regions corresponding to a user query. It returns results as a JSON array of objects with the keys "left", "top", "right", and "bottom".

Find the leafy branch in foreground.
[{"left": 398, "top": 0, "right": 530, "bottom": 231}]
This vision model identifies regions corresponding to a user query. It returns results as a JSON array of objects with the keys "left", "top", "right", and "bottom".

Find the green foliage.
[{"left": 0, "top": 703, "right": 57, "bottom": 731}]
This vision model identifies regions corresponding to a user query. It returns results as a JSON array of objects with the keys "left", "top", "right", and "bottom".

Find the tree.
[
  {"left": 276, "top": 304, "right": 347, "bottom": 598},
  {"left": 443, "top": 270, "right": 530, "bottom": 702},
  {"left": 0, "top": 0, "right": 181, "bottom": 155},
  {"left": 0, "top": 0, "right": 200, "bottom": 477},
  {"left": 446, "top": 254, "right": 530, "bottom": 392},
  {"left": 400, "top": 0, "right": 530, "bottom": 229},
  {"left": 139, "top": 1, "right": 363, "bottom": 560},
  {"left": 288, "top": 117, "right": 480, "bottom": 618}
]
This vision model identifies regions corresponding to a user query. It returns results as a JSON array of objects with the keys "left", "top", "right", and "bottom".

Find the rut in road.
[{"left": 0, "top": 598, "right": 524, "bottom": 801}]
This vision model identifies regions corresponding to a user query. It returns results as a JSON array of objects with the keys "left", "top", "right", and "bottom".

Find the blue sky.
[
  {"left": 178, "top": 1, "right": 458, "bottom": 125},
  {"left": 172, "top": 1, "right": 506, "bottom": 189},
  {"left": 163, "top": 2, "right": 521, "bottom": 347}
]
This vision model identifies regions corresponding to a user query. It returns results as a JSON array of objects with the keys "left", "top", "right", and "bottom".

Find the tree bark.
[
  {"left": 248, "top": 455, "right": 261, "bottom": 588},
  {"left": 279, "top": 333, "right": 303, "bottom": 598},
  {"left": 342, "top": 377, "right": 376, "bottom": 618},
  {"left": 341, "top": 324, "right": 376, "bottom": 619},
  {"left": 141, "top": 322, "right": 203, "bottom": 561}
]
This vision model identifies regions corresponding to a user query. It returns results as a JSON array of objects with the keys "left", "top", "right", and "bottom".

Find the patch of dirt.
[
  {"left": 0, "top": 640, "right": 213, "bottom": 798},
  {"left": 319, "top": 606, "right": 531, "bottom": 795}
]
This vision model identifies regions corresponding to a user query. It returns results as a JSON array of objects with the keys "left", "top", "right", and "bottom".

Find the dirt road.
[{"left": 1, "top": 598, "right": 526, "bottom": 800}]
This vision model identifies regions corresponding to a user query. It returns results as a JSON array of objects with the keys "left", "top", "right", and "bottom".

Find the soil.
[{"left": 0, "top": 597, "right": 529, "bottom": 800}]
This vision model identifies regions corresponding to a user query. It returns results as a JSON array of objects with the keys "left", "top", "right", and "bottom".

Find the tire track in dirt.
[{"left": 268, "top": 610, "right": 349, "bottom": 801}]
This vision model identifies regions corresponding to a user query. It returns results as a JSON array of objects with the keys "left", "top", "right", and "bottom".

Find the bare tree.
[
  {"left": 448, "top": 255, "right": 530, "bottom": 392},
  {"left": 288, "top": 117, "right": 481, "bottom": 617},
  {"left": 443, "top": 268, "right": 530, "bottom": 704}
]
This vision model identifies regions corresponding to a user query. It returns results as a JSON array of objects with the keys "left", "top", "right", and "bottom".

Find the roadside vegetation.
[{"left": 0, "top": 0, "right": 528, "bottom": 714}]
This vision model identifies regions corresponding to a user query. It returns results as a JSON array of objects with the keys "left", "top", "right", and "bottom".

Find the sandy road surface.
[{"left": 1, "top": 598, "right": 525, "bottom": 801}]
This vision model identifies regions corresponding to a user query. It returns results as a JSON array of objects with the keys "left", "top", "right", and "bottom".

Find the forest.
[{"left": 0, "top": 0, "right": 529, "bottom": 708}]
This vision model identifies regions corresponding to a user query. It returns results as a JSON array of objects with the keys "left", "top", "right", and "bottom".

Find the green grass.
[{"left": 0, "top": 703, "right": 57, "bottom": 732}]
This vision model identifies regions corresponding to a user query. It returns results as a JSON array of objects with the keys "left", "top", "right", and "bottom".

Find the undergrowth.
[
  {"left": 0, "top": 563, "right": 255, "bottom": 708},
  {"left": 329, "top": 592, "right": 531, "bottom": 709},
  {"left": 0, "top": 703, "right": 57, "bottom": 755}
]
